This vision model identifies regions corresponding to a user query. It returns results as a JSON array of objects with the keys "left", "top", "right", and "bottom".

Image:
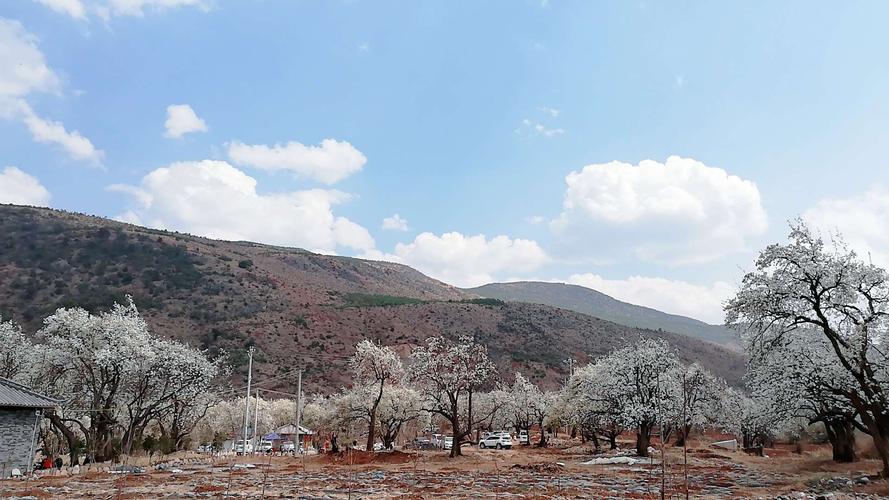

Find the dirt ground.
[{"left": 3, "top": 438, "right": 889, "bottom": 499}]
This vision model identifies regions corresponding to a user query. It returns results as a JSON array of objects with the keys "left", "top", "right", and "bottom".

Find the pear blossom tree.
[
  {"left": 577, "top": 338, "right": 681, "bottom": 457},
  {"left": 33, "top": 298, "right": 223, "bottom": 463},
  {"left": 408, "top": 335, "right": 496, "bottom": 457},
  {"left": 474, "top": 389, "right": 513, "bottom": 438},
  {"left": 566, "top": 357, "right": 633, "bottom": 452},
  {"left": 744, "top": 328, "right": 861, "bottom": 461},
  {"left": 726, "top": 222, "right": 889, "bottom": 476},
  {"left": 508, "top": 372, "right": 554, "bottom": 446},
  {"left": 376, "top": 386, "right": 420, "bottom": 449},
  {"left": 0, "top": 315, "right": 34, "bottom": 381},
  {"left": 672, "top": 363, "right": 726, "bottom": 447},
  {"left": 350, "top": 340, "right": 404, "bottom": 451}
]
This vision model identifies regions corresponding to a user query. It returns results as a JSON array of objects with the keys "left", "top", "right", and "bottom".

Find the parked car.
[
  {"left": 518, "top": 430, "right": 529, "bottom": 445},
  {"left": 234, "top": 440, "right": 253, "bottom": 455},
  {"left": 478, "top": 431, "right": 512, "bottom": 449},
  {"left": 258, "top": 440, "right": 274, "bottom": 453},
  {"left": 408, "top": 437, "right": 437, "bottom": 450},
  {"left": 431, "top": 434, "right": 444, "bottom": 448},
  {"left": 281, "top": 441, "right": 296, "bottom": 453}
]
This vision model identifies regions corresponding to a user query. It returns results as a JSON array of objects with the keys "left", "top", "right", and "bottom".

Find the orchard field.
[{"left": 3, "top": 435, "right": 888, "bottom": 499}]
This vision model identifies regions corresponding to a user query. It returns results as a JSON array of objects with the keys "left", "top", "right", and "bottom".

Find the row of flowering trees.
[
  {"left": 0, "top": 299, "right": 225, "bottom": 464},
  {"left": 195, "top": 335, "right": 747, "bottom": 459}
]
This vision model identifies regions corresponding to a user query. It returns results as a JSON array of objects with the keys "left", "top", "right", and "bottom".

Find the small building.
[
  {"left": 272, "top": 424, "right": 314, "bottom": 450},
  {"left": 0, "top": 377, "right": 60, "bottom": 478}
]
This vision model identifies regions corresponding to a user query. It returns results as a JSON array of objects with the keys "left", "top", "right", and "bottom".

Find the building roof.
[
  {"left": 0, "top": 377, "right": 62, "bottom": 409},
  {"left": 274, "top": 424, "right": 314, "bottom": 436}
]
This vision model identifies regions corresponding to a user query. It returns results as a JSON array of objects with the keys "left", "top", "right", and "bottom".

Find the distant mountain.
[
  {"left": 466, "top": 281, "right": 739, "bottom": 348},
  {"left": 0, "top": 205, "right": 745, "bottom": 390}
]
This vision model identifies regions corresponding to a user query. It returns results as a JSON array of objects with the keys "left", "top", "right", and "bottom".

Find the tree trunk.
[
  {"left": 366, "top": 382, "right": 384, "bottom": 451},
  {"left": 608, "top": 432, "right": 618, "bottom": 450},
  {"left": 675, "top": 424, "right": 691, "bottom": 448},
  {"left": 824, "top": 419, "right": 856, "bottom": 463},
  {"left": 858, "top": 410, "right": 889, "bottom": 477},
  {"left": 589, "top": 431, "right": 600, "bottom": 453},
  {"left": 636, "top": 423, "right": 652, "bottom": 457},
  {"left": 46, "top": 412, "right": 80, "bottom": 465},
  {"left": 537, "top": 419, "right": 548, "bottom": 447},
  {"left": 449, "top": 415, "right": 462, "bottom": 458}
]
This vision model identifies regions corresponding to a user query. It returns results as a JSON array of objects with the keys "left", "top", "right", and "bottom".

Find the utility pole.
[
  {"left": 253, "top": 388, "right": 260, "bottom": 456},
  {"left": 563, "top": 357, "right": 576, "bottom": 383},
  {"left": 294, "top": 368, "right": 303, "bottom": 453},
  {"left": 242, "top": 346, "right": 255, "bottom": 456}
]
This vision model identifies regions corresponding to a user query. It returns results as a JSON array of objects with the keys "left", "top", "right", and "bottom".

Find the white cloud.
[
  {"left": 17, "top": 101, "right": 103, "bottom": 163},
  {"left": 517, "top": 118, "right": 564, "bottom": 138},
  {"left": 368, "top": 232, "right": 547, "bottom": 288},
  {"left": 539, "top": 106, "right": 560, "bottom": 117},
  {"left": 109, "top": 160, "right": 375, "bottom": 253},
  {"left": 803, "top": 186, "right": 889, "bottom": 268},
  {"left": 0, "top": 166, "right": 51, "bottom": 206},
  {"left": 104, "top": 0, "right": 208, "bottom": 17},
  {"left": 164, "top": 104, "right": 207, "bottom": 138},
  {"left": 381, "top": 214, "right": 408, "bottom": 231},
  {"left": 227, "top": 139, "right": 367, "bottom": 185},
  {"left": 526, "top": 215, "right": 545, "bottom": 225},
  {"left": 552, "top": 156, "right": 767, "bottom": 264},
  {"left": 566, "top": 273, "right": 735, "bottom": 324},
  {"left": 33, "top": 0, "right": 87, "bottom": 18},
  {"left": 357, "top": 42, "right": 370, "bottom": 53},
  {"left": 32, "top": 0, "right": 207, "bottom": 19},
  {"left": 0, "top": 19, "right": 60, "bottom": 98},
  {"left": 0, "top": 19, "right": 102, "bottom": 163}
]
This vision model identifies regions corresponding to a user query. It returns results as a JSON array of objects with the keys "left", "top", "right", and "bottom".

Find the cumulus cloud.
[
  {"left": 0, "top": 19, "right": 102, "bottom": 163},
  {"left": 33, "top": 0, "right": 87, "bottom": 18},
  {"left": 566, "top": 273, "right": 735, "bottom": 324},
  {"left": 381, "top": 214, "right": 408, "bottom": 231},
  {"left": 0, "top": 166, "right": 52, "bottom": 206},
  {"left": 227, "top": 139, "right": 367, "bottom": 185},
  {"left": 551, "top": 156, "right": 767, "bottom": 264},
  {"left": 803, "top": 186, "right": 889, "bottom": 268},
  {"left": 164, "top": 104, "right": 207, "bottom": 138},
  {"left": 108, "top": 160, "right": 375, "bottom": 253},
  {"left": 367, "top": 232, "right": 547, "bottom": 288}
]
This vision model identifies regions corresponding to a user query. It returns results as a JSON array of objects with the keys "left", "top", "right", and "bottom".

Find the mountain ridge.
[
  {"left": 0, "top": 204, "right": 745, "bottom": 389},
  {"left": 466, "top": 281, "right": 738, "bottom": 347}
]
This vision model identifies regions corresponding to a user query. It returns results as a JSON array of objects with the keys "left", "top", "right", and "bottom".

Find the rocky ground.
[{"left": 2, "top": 442, "right": 888, "bottom": 498}]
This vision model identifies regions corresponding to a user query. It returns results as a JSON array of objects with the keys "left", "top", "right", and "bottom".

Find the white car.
[
  {"left": 431, "top": 434, "right": 444, "bottom": 448},
  {"left": 518, "top": 430, "right": 529, "bottom": 445},
  {"left": 281, "top": 441, "right": 296, "bottom": 453},
  {"left": 479, "top": 431, "right": 512, "bottom": 449},
  {"left": 258, "top": 440, "right": 274, "bottom": 453},
  {"left": 234, "top": 440, "right": 253, "bottom": 455}
]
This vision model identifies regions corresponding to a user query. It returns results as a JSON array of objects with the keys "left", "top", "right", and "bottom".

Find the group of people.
[{"left": 36, "top": 455, "right": 63, "bottom": 472}]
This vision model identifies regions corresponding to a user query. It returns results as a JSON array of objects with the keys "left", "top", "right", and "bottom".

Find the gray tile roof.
[{"left": 0, "top": 377, "right": 61, "bottom": 409}]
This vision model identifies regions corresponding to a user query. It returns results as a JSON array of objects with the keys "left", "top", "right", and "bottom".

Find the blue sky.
[{"left": 2, "top": 0, "right": 889, "bottom": 323}]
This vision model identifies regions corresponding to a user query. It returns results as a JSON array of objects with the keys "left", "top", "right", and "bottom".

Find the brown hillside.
[{"left": 0, "top": 205, "right": 745, "bottom": 391}]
